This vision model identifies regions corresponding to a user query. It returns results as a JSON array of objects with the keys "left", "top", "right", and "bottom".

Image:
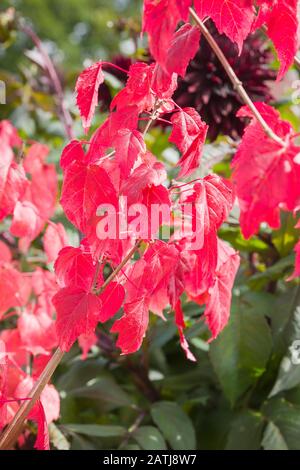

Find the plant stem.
[
  {"left": 19, "top": 22, "right": 74, "bottom": 141},
  {"left": 0, "top": 241, "right": 141, "bottom": 450},
  {"left": 294, "top": 55, "right": 300, "bottom": 69},
  {"left": 95, "top": 240, "right": 141, "bottom": 295},
  {"left": 189, "top": 7, "right": 286, "bottom": 147},
  {"left": 0, "top": 348, "right": 64, "bottom": 450}
]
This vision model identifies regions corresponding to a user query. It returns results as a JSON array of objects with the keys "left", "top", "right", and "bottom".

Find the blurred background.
[{"left": 1, "top": 0, "right": 300, "bottom": 451}]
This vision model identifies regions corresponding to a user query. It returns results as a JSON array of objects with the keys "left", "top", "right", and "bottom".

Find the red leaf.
[
  {"left": 0, "top": 144, "right": 27, "bottom": 221},
  {"left": 18, "top": 306, "right": 57, "bottom": 356},
  {"left": 53, "top": 287, "right": 102, "bottom": 352},
  {"left": 175, "top": 300, "right": 196, "bottom": 362},
  {"left": 164, "top": 23, "right": 200, "bottom": 77},
  {"left": 61, "top": 162, "right": 118, "bottom": 232},
  {"left": 194, "top": 0, "right": 255, "bottom": 52},
  {"left": 254, "top": 0, "right": 298, "bottom": 80},
  {"left": 0, "top": 264, "right": 31, "bottom": 317},
  {"left": 111, "top": 63, "right": 155, "bottom": 113},
  {"left": 60, "top": 140, "right": 85, "bottom": 169},
  {"left": 54, "top": 245, "right": 96, "bottom": 290},
  {"left": 114, "top": 129, "right": 146, "bottom": 177},
  {"left": 111, "top": 297, "right": 150, "bottom": 354},
  {"left": 204, "top": 240, "right": 240, "bottom": 340},
  {"left": 170, "top": 107, "right": 208, "bottom": 177},
  {"left": 181, "top": 174, "right": 234, "bottom": 250},
  {"left": 232, "top": 103, "right": 300, "bottom": 238},
  {"left": 143, "top": 0, "right": 181, "bottom": 65},
  {"left": 76, "top": 61, "right": 105, "bottom": 134},
  {"left": 0, "top": 240, "right": 12, "bottom": 263},
  {"left": 98, "top": 282, "right": 125, "bottom": 322}
]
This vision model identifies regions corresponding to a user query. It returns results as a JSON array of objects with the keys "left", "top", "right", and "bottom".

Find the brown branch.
[
  {"left": 189, "top": 7, "right": 286, "bottom": 148},
  {"left": 19, "top": 22, "right": 74, "bottom": 140},
  {"left": 294, "top": 55, "right": 300, "bottom": 69},
  {"left": 0, "top": 241, "right": 141, "bottom": 450}
]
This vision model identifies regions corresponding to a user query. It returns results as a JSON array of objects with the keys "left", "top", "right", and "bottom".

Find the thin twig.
[
  {"left": 19, "top": 22, "right": 74, "bottom": 140},
  {"left": 0, "top": 241, "right": 141, "bottom": 450},
  {"left": 189, "top": 7, "right": 286, "bottom": 147},
  {"left": 0, "top": 348, "right": 64, "bottom": 450},
  {"left": 294, "top": 55, "right": 300, "bottom": 69}
]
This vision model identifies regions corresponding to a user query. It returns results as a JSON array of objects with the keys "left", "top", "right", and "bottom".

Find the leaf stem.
[
  {"left": 0, "top": 241, "right": 141, "bottom": 450},
  {"left": 189, "top": 7, "right": 286, "bottom": 147}
]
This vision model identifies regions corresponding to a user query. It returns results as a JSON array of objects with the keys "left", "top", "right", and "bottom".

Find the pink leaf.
[{"left": 43, "top": 222, "right": 68, "bottom": 263}]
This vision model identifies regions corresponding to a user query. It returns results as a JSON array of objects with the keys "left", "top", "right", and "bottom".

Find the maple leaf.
[
  {"left": 180, "top": 174, "right": 234, "bottom": 250},
  {"left": 194, "top": 0, "right": 255, "bottom": 52},
  {"left": 60, "top": 161, "right": 118, "bottom": 232},
  {"left": 54, "top": 245, "right": 96, "bottom": 290},
  {"left": 143, "top": 0, "right": 181, "bottom": 65},
  {"left": 97, "top": 282, "right": 125, "bottom": 322},
  {"left": 111, "top": 297, "right": 150, "bottom": 354},
  {"left": 164, "top": 23, "right": 201, "bottom": 77},
  {"left": 60, "top": 140, "right": 85, "bottom": 169},
  {"left": 254, "top": 0, "right": 298, "bottom": 80},
  {"left": 53, "top": 287, "right": 102, "bottom": 352},
  {"left": 114, "top": 129, "right": 146, "bottom": 177},
  {"left": 169, "top": 107, "right": 208, "bottom": 177},
  {"left": 76, "top": 61, "right": 105, "bottom": 134},
  {"left": 232, "top": 103, "right": 300, "bottom": 238},
  {"left": 203, "top": 240, "right": 240, "bottom": 340},
  {"left": 175, "top": 0, "right": 192, "bottom": 20}
]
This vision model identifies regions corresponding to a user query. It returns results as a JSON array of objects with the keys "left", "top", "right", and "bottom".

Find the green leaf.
[
  {"left": 263, "top": 398, "right": 300, "bottom": 450},
  {"left": 68, "top": 376, "right": 132, "bottom": 408},
  {"left": 219, "top": 226, "right": 269, "bottom": 253},
  {"left": 226, "top": 411, "right": 264, "bottom": 450},
  {"left": 269, "top": 355, "right": 300, "bottom": 398},
  {"left": 151, "top": 401, "right": 196, "bottom": 450},
  {"left": 133, "top": 426, "right": 167, "bottom": 450},
  {"left": 261, "top": 421, "right": 288, "bottom": 450},
  {"left": 210, "top": 299, "right": 273, "bottom": 405},
  {"left": 248, "top": 255, "right": 294, "bottom": 289},
  {"left": 63, "top": 424, "right": 126, "bottom": 438}
]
